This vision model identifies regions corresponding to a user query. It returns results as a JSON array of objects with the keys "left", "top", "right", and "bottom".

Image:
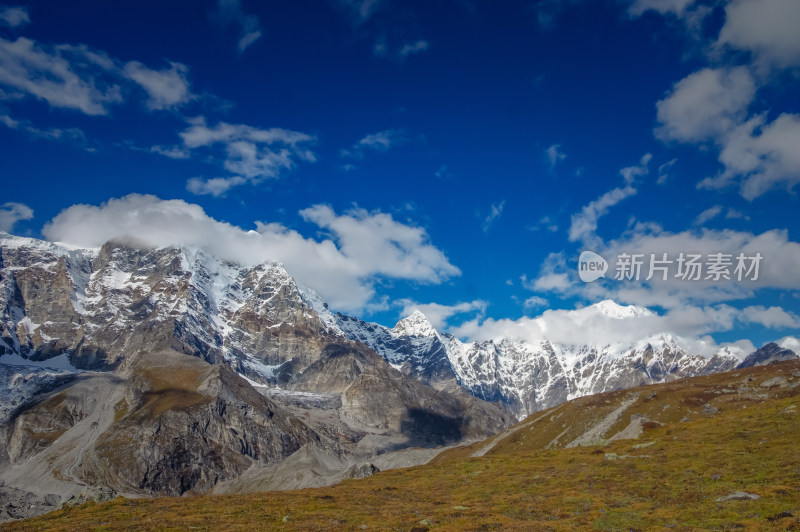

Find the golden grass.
[{"left": 5, "top": 362, "right": 800, "bottom": 531}]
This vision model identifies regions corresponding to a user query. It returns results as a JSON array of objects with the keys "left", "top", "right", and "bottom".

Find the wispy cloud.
[
  {"left": 214, "top": 0, "right": 263, "bottom": 53},
  {"left": 481, "top": 200, "right": 505, "bottom": 233},
  {"left": 399, "top": 40, "right": 429, "bottom": 57},
  {"left": 0, "top": 37, "right": 122, "bottom": 115},
  {"left": 334, "top": 0, "right": 385, "bottom": 25},
  {"left": 693, "top": 205, "right": 723, "bottom": 226},
  {"left": 568, "top": 153, "right": 651, "bottom": 245},
  {"left": 340, "top": 129, "right": 406, "bottom": 159},
  {"left": 123, "top": 61, "right": 194, "bottom": 110},
  {"left": 0, "top": 202, "right": 33, "bottom": 232},
  {"left": 545, "top": 143, "right": 566, "bottom": 169},
  {"left": 374, "top": 38, "right": 430, "bottom": 60},
  {"left": 0, "top": 111, "right": 89, "bottom": 147},
  {"left": 172, "top": 116, "right": 317, "bottom": 196},
  {"left": 0, "top": 6, "right": 30, "bottom": 28}
]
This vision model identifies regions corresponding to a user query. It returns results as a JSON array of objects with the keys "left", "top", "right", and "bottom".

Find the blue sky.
[{"left": 1, "top": 0, "right": 799, "bottom": 353}]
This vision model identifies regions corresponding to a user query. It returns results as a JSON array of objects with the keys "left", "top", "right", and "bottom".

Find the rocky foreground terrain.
[
  {"left": 0, "top": 233, "right": 797, "bottom": 521},
  {"left": 6, "top": 360, "right": 800, "bottom": 530}
]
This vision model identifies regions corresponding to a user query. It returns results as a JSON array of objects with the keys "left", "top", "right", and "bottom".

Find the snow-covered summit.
[
  {"left": 392, "top": 310, "right": 438, "bottom": 338},
  {"left": 591, "top": 299, "right": 652, "bottom": 319}
]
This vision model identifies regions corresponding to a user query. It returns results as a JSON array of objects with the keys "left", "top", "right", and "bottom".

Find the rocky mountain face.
[
  {"left": 0, "top": 234, "right": 510, "bottom": 519},
  {"left": 736, "top": 342, "right": 799, "bottom": 368}
]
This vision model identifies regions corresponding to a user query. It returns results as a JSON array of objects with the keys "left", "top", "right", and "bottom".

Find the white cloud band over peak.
[{"left": 42, "top": 194, "right": 460, "bottom": 313}]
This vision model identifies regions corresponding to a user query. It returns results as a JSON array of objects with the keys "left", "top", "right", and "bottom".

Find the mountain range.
[{"left": 0, "top": 233, "right": 797, "bottom": 520}]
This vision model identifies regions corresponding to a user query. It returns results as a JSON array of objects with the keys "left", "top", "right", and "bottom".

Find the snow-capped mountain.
[
  {"left": 1, "top": 233, "right": 794, "bottom": 423},
  {"left": 0, "top": 233, "right": 510, "bottom": 512},
  {"left": 331, "top": 303, "right": 749, "bottom": 418}
]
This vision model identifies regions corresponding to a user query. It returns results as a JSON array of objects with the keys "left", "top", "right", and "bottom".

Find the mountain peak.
[
  {"left": 591, "top": 299, "right": 651, "bottom": 319},
  {"left": 393, "top": 310, "right": 438, "bottom": 338}
]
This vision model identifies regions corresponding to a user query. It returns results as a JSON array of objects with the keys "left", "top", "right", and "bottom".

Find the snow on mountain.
[
  {"left": 0, "top": 233, "right": 790, "bottom": 421},
  {"left": 392, "top": 310, "right": 439, "bottom": 338},
  {"left": 334, "top": 304, "right": 748, "bottom": 419}
]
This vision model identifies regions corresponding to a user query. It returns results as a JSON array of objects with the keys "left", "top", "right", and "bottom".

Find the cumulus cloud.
[
  {"left": 0, "top": 202, "right": 33, "bottom": 232},
  {"left": 656, "top": 68, "right": 800, "bottom": 199},
  {"left": 649, "top": 1, "right": 800, "bottom": 200},
  {"left": 42, "top": 194, "right": 460, "bottom": 312},
  {"left": 482, "top": 201, "right": 505, "bottom": 233},
  {"left": 703, "top": 113, "right": 800, "bottom": 200},
  {"left": 123, "top": 61, "right": 194, "bottom": 110},
  {"left": 0, "top": 37, "right": 122, "bottom": 115},
  {"left": 451, "top": 299, "right": 764, "bottom": 357},
  {"left": 655, "top": 67, "right": 756, "bottom": 143},
  {"left": 397, "top": 299, "right": 487, "bottom": 330},
  {"left": 214, "top": 0, "right": 263, "bottom": 52},
  {"left": 595, "top": 226, "right": 800, "bottom": 308},
  {"left": 0, "top": 6, "right": 30, "bottom": 28},
  {"left": 717, "top": 0, "right": 800, "bottom": 68}
]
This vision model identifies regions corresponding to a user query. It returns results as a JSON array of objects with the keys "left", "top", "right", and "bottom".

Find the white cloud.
[
  {"left": 0, "top": 37, "right": 122, "bottom": 115},
  {"left": 656, "top": 158, "right": 677, "bottom": 185},
  {"left": 123, "top": 61, "right": 193, "bottom": 110},
  {"left": 528, "top": 215, "right": 558, "bottom": 233},
  {"left": 150, "top": 145, "right": 190, "bottom": 159},
  {"left": 740, "top": 305, "right": 800, "bottom": 329},
  {"left": 656, "top": 67, "right": 800, "bottom": 199},
  {"left": 568, "top": 154, "right": 651, "bottom": 245},
  {"left": 0, "top": 202, "right": 33, "bottom": 232},
  {"left": 341, "top": 129, "right": 405, "bottom": 159},
  {"left": 569, "top": 187, "right": 636, "bottom": 244},
  {"left": 693, "top": 205, "right": 723, "bottom": 225},
  {"left": 0, "top": 111, "right": 88, "bottom": 146},
  {"left": 655, "top": 67, "right": 756, "bottom": 143},
  {"left": 523, "top": 296, "right": 548, "bottom": 309},
  {"left": 186, "top": 176, "right": 247, "bottom": 197},
  {"left": 482, "top": 201, "right": 505, "bottom": 233},
  {"left": 545, "top": 143, "right": 566, "bottom": 169},
  {"left": 174, "top": 117, "right": 316, "bottom": 193},
  {"left": 42, "top": 194, "right": 460, "bottom": 313},
  {"left": 215, "top": 0, "right": 263, "bottom": 53},
  {"left": 706, "top": 113, "right": 800, "bottom": 200},
  {"left": 451, "top": 299, "right": 765, "bottom": 357},
  {"left": 0, "top": 6, "right": 29, "bottom": 28},
  {"left": 397, "top": 299, "right": 487, "bottom": 330},
  {"left": 524, "top": 254, "right": 572, "bottom": 293},
  {"left": 717, "top": 0, "right": 800, "bottom": 68}
]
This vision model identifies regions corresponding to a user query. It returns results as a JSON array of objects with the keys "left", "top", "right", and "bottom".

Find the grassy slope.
[{"left": 4, "top": 362, "right": 800, "bottom": 531}]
